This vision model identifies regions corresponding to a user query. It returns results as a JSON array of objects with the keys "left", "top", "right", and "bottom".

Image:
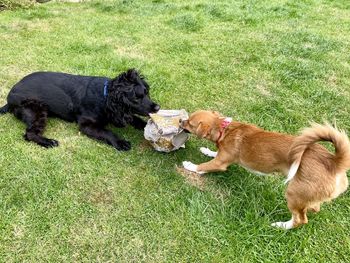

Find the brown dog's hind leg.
[
  {"left": 292, "top": 208, "right": 308, "bottom": 227},
  {"left": 13, "top": 99, "right": 59, "bottom": 148},
  {"left": 308, "top": 203, "right": 321, "bottom": 213},
  {"left": 271, "top": 209, "right": 308, "bottom": 230},
  {"left": 272, "top": 191, "right": 309, "bottom": 230}
]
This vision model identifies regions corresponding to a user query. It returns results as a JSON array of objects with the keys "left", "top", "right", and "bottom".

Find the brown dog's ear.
[
  {"left": 196, "top": 122, "right": 211, "bottom": 138},
  {"left": 211, "top": 111, "right": 222, "bottom": 117}
]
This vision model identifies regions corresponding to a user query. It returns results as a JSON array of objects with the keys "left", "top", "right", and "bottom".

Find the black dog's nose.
[{"left": 153, "top": 104, "right": 160, "bottom": 112}]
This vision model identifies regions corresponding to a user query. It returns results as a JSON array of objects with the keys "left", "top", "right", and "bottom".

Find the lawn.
[{"left": 1, "top": 0, "right": 350, "bottom": 261}]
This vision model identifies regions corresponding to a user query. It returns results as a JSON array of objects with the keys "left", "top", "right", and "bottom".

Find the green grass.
[
  {"left": 1, "top": 0, "right": 350, "bottom": 261},
  {"left": 0, "top": 0, "right": 35, "bottom": 11}
]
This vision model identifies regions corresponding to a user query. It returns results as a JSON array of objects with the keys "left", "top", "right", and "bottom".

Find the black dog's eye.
[
  {"left": 135, "top": 86, "right": 146, "bottom": 99},
  {"left": 127, "top": 90, "right": 135, "bottom": 98}
]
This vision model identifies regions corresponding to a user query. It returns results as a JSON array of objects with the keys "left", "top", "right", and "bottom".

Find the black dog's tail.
[{"left": 0, "top": 104, "right": 9, "bottom": 114}]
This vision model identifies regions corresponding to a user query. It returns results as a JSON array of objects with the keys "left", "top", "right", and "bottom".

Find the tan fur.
[{"left": 181, "top": 110, "right": 350, "bottom": 229}]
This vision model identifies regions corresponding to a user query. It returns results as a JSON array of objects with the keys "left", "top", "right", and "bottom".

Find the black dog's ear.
[
  {"left": 112, "top": 69, "right": 141, "bottom": 85},
  {"left": 125, "top": 68, "right": 140, "bottom": 81}
]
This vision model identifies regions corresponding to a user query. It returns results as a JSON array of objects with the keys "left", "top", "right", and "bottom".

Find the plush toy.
[{"left": 144, "top": 110, "right": 189, "bottom": 152}]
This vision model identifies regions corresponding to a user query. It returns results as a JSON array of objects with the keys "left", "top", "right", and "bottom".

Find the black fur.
[
  {"left": 1, "top": 69, "right": 160, "bottom": 150},
  {"left": 0, "top": 104, "right": 9, "bottom": 114}
]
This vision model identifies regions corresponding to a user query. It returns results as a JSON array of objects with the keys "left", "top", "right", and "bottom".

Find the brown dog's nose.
[{"left": 179, "top": 118, "right": 185, "bottom": 128}]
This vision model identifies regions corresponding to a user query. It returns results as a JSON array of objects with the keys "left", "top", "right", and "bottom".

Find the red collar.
[{"left": 216, "top": 117, "right": 232, "bottom": 147}]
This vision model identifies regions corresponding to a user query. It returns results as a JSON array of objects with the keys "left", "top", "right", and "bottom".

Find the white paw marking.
[
  {"left": 200, "top": 147, "right": 217, "bottom": 158},
  {"left": 182, "top": 161, "right": 205, "bottom": 174},
  {"left": 271, "top": 218, "right": 294, "bottom": 230}
]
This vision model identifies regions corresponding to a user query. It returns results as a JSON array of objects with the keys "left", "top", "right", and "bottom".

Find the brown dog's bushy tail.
[
  {"left": 285, "top": 122, "right": 350, "bottom": 184},
  {"left": 0, "top": 104, "right": 9, "bottom": 114}
]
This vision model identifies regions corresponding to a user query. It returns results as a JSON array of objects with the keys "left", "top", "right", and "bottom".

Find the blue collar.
[{"left": 103, "top": 80, "right": 109, "bottom": 98}]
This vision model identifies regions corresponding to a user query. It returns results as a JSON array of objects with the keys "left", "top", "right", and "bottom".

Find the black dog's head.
[{"left": 108, "top": 69, "right": 160, "bottom": 117}]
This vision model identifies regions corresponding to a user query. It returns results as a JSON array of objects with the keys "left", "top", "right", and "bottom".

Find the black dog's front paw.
[
  {"left": 115, "top": 140, "right": 131, "bottom": 151},
  {"left": 40, "top": 138, "right": 59, "bottom": 148},
  {"left": 24, "top": 134, "right": 59, "bottom": 148},
  {"left": 43, "top": 138, "right": 59, "bottom": 148},
  {"left": 133, "top": 120, "right": 147, "bottom": 130},
  {"left": 131, "top": 117, "right": 147, "bottom": 130}
]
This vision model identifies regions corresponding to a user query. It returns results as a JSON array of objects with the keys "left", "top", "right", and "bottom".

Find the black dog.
[{"left": 0, "top": 69, "right": 160, "bottom": 151}]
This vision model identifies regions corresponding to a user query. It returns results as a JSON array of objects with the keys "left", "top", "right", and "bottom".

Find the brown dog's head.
[{"left": 181, "top": 110, "right": 223, "bottom": 141}]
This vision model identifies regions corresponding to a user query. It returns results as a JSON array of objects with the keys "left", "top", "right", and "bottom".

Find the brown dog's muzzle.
[
  {"left": 179, "top": 118, "right": 185, "bottom": 127},
  {"left": 180, "top": 119, "right": 190, "bottom": 133}
]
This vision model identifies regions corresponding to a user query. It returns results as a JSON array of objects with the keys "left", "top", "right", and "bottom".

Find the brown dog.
[{"left": 181, "top": 110, "right": 350, "bottom": 229}]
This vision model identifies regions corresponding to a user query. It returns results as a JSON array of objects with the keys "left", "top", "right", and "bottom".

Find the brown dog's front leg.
[
  {"left": 183, "top": 157, "right": 229, "bottom": 174},
  {"left": 197, "top": 158, "right": 229, "bottom": 172}
]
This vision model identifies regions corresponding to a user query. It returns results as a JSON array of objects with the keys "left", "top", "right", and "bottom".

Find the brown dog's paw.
[{"left": 182, "top": 161, "right": 205, "bottom": 174}]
